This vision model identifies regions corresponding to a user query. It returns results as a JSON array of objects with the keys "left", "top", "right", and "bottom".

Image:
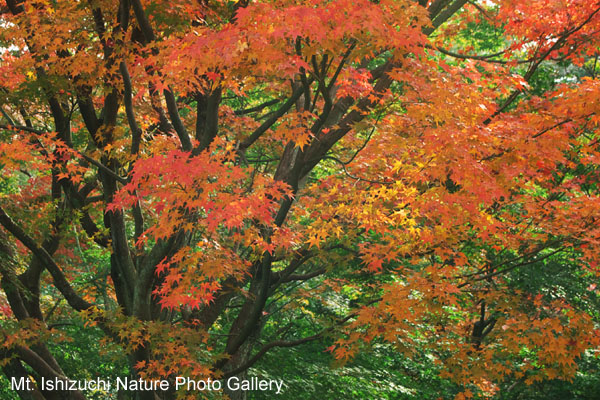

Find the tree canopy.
[{"left": 0, "top": 0, "right": 600, "bottom": 399}]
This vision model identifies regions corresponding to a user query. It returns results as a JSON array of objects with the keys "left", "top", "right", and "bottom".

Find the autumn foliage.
[{"left": 0, "top": 0, "right": 600, "bottom": 399}]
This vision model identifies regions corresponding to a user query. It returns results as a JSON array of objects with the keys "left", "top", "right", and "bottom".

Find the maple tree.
[{"left": 0, "top": 0, "right": 600, "bottom": 399}]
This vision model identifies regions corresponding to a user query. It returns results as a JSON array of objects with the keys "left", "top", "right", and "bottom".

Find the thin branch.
[
  {"left": 531, "top": 117, "right": 575, "bottom": 139},
  {"left": 279, "top": 268, "right": 326, "bottom": 283},
  {"left": 0, "top": 124, "right": 44, "bottom": 134},
  {"left": 435, "top": 46, "right": 532, "bottom": 64},
  {"left": 222, "top": 297, "right": 382, "bottom": 378},
  {"left": 0, "top": 106, "right": 16, "bottom": 125},
  {"left": 0, "top": 207, "right": 93, "bottom": 312},
  {"left": 270, "top": 250, "right": 314, "bottom": 291},
  {"left": 77, "top": 152, "right": 128, "bottom": 184},
  {"left": 327, "top": 40, "right": 357, "bottom": 93},
  {"left": 223, "top": 333, "right": 323, "bottom": 378},
  {"left": 466, "top": 0, "right": 494, "bottom": 21},
  {"left": 338, "top": 113, "right": 383, "bottom": 166},
  {"left": 234, "top": 99, "right": 280, "bottom": 116},
  {"left": 458, "top": 246, "right": 567, "bottom": 287},
  {"left": 323, "top": 155, "right": 393, "bottom": 185},
  {"left": 483, "top": 5, "right": 600, "bottom": 125},
  {"left": 0, "top": 123, "right": 127, "bottom": 183},
  {"left": 238, "top": 85, "right": 308, "bottom": 151}
]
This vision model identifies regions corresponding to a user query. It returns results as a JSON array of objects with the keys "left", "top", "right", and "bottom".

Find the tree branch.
[
  {"left": 222, "top": 297, "right": 382, "bottom": 377},
  {"left": 234, "top": 99, "right": 280, "bottom": 116},
  {"left": 0, "top": 207, "right": 93, "bottom": 312},
  {"left": 238, "top": 85, "right": 307, "bottom": 152}
]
